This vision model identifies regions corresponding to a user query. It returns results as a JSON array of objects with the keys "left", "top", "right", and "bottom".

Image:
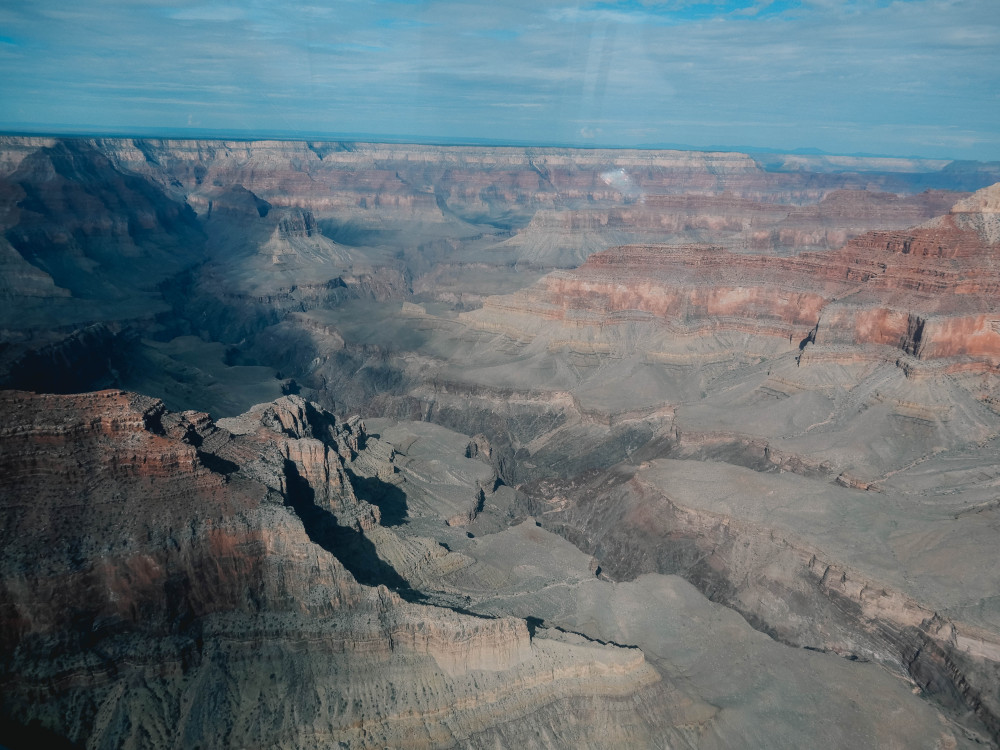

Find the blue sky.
[{"left": 1, "top": 0, "right": 998, "bottom": 159}]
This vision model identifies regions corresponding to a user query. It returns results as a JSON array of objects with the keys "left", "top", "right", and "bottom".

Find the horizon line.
[{"left": 1, "top": 125, "right": 992, "bottom": 166}]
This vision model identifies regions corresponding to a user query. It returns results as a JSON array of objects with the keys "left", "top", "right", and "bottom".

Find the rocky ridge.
[
  {"left": 462, "top": 183, "right": 1000, "bottom": 372},
  {"left": 1, "top": 390, "right": 981, "bottom": 748},
  {"left": 3, "top": 137, "right": 1000, "bottom": 746},
  {"left": 521, "top": 458, "right": 1000, "bottom": 743},
  {"left": 0, "top": 390, "right": 675, "bottom": 749}
]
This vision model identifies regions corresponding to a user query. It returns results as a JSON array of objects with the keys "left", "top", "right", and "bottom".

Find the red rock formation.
[
  {"left": 0, "top": 390, "right": 311, "bottom": 644},
  {"left": 13, "top": 137, "right": 981, "bottom": 230},
  {"left": 0, "top": 390, "right": 669, "bottom": 748},
  {"left": 465, "top": 184, "right": 1000, "bottom": 370}
]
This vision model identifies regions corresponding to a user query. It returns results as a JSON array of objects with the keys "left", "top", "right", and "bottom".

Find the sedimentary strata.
[
  {"left": 0, "top": 390, "right": 673, "bottom": 749},
  {"left": 464, "top": 183, "right": 1000, "bottom": 372}
]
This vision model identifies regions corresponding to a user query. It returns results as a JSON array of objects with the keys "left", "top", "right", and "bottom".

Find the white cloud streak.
[{"left": 0, "top": 0, "right": 997, "bottom": 159}]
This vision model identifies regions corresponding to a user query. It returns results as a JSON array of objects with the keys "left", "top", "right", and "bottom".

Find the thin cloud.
[
  {"left": 0, "top": 0, "right": 997, "bottom": 159},
  {"left": 169, "top": 6, "right": 246, "bottom": 22}
]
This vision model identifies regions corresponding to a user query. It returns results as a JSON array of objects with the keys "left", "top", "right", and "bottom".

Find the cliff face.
[
  {"left": 522, "top": 459, "right": 1000, "bottom": 743},
  {"left": 463, "top": 183, "right": 1000, "bottom": 371},
  {"left": 437, "top": 185, "right": 1000, "bottom": 744},
  {"left": 0, "top": 136, "right": 988, "bottom": 412},
  {"left": 3, "top": 137, "right": 1000, "bottom": 747},
  {"left": 77, "top": 137, "right": 993, "bottom": 210},
  {"left": 484, "top": 189, "right": 961, "bottom": 268},
  {"left": 0, "top": 141, "right": 204, "bottom": 307},
  {"left": 0, "top": 390, "right": 673, "bottom": 749},
  {"left": 0, "top": 389, "right": 988, "bottom": 749}
]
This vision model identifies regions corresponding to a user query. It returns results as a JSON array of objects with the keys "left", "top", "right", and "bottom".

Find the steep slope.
[
  {"left": 437, "top": 186, "right": 1000, "bottom": 741},
  {"left": 0, "top": 390, "right": 978, "bottom": 749},
  {"left": 0, "top": 390, "right": 678, "bottom": 749},
  {"left": 0, "top": 136, "right": 989, "bottom": 417},
  {"left": 451, "top": 184, "right": 1000, "bottom": 479},
  {"left": 2, "top": 138, "right": 1000, "bottom": 746},
  {"left": 0, "top": 140, "right": 204, "bottom": 322},
  {"left": 521, "top": 457, "right": 1000, "bottom": 744},
  {"left": 462, "top": 182, "right": 1000, "bottom": 370},
  {"left": 360, "top": 416, "right": 983, "bottom": 748}
]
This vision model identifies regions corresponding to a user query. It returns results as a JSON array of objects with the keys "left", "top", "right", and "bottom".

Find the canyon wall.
[
  {"left": 3, "top": 136, "right": 1000, "bottom": 746},
  {"left": 463, "top": 182, "right": 1000, "bottom": 373},
  {"left": 0, "top": 390, "right": 681, "bottom": 749}
]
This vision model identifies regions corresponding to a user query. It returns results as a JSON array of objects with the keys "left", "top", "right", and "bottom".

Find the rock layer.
[
  {"left": 0, "top": 390, "right": 674, "bottom": 749},
  {"left": 2, "top": 137, "right": 1000, "bottom": 747},
  {"left": 463, "top": 183, "right": 1000, "bottom": 372},
  {"left": 521, "top": 458, "right": 1000, "bottom": 743}
]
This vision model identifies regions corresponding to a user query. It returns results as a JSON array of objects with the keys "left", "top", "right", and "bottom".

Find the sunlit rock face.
[
  {"left": 2, "top": 137, "right": 1000, "bottom": 747},
  {"left": 464, "top": 183, "right": 1000, "bottom": 369},
  {"left": 0, "top": 390, "right": 682, "bottom": 749},
  {"left": 0, "top": 390, "right": 986, "bottom": 749}
]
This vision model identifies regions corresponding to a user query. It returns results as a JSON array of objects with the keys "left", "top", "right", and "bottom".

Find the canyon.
[{"left": 1, "top": 136, "right": 1000, "bottom": 747}]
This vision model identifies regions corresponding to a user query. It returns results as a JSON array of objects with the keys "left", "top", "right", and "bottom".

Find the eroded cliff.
[
  {"left": 0, "top": 390, "right": 677, "bottom": 749},
  {"left": 3, "top": 136, "right": 1000, "bottom": 747},
  {"left": 463, "top": 183, "right": 1000, "bottom": 373}
]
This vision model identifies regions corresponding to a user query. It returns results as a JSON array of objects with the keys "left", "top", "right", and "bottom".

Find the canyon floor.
[{"left": 1, "top": 137, "right": 999, "bottom": 748}]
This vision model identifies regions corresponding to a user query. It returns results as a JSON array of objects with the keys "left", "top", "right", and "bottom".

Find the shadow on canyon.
[
  {"left": 0, "top": 716, "right": 83, "bottom": 750},
  {"left": 281, "top": 459, "right": 423, "bottom": 601},
  {"left": 346, "top": 470, "right": 408, "bottom": 527}
]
